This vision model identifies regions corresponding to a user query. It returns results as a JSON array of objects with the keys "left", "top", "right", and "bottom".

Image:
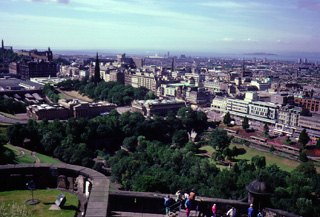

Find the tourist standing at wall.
[
  {"left": 248, "top": 204, "right": 254, "bottom": 217},
  {"left": 212, "top": 203, "right": 216, "bottom": 217},
  {"left": 226, "top": 207, "right": 236, "bottom": 217}
]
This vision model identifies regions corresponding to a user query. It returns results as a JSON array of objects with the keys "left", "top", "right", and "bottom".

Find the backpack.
[
  {"left": 165, "top": 198, "right": 173, "bottom": 207},
  {"left": 186, "top": 200, "right": 192, "bottom": 208}
]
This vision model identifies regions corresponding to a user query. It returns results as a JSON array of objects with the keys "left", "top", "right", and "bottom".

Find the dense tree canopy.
[
  {"left": 43, "top": 84, "right": 60, "bottom": 103},
  {"left": 0, "top": 96, "right": 27, "bottom": 114},
  {"left": 242, "top": 116, "right": 249, "bottom": 131},
  {"left": 299, "top": 129, "right": 310, "bottom": 146},
  {"left": 58, "top": 79, "right": 157, "bottom": 106},
  {"left": 264, "top": 123, "right": 269, "bottom": 137},
  {"left": 4, "top": 103, "right": 320, "bottom": 217},
  {"left": 208, "top": 127, "right": 233, "bottom": 151},
  {"left": 223, "top": 112, "right": 231, "bottom": 125}
]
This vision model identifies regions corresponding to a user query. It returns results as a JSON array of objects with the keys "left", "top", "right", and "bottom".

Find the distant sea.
[{"left": 53, "top": 49, "right": 320, "bottom": 63}]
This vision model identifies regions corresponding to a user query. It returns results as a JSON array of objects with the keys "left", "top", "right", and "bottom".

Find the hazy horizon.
[
  {"left": 2, "top": 0, "right": 320, "bottom": 56},
  {"left": 12, "top": 46, "right": 320, "bottom": 62}
]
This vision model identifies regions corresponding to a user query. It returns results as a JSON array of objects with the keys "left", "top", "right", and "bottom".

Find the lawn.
[
  {"left": 15, "top": 154, "right": 36, "bottom": 164},
  {"left": 230, "top": 143, "right": 300, "bottom": 172},
  {"left": 0, "top": 189, "right": 79, "bottom": 217},
  {"left": 62, "top": 90, "right": 93, "bottom": 102},
  {"left": 58, "top": 92, "right": 72, "bottom": 100},
  {"left": 3, "top": 144, "right": 36, "bottom": 164},
  {"left": 199, "top": 144, "right": 319, "bottom": 173},
  {"left": 0, "top": 122, "right": 11, "bottom": 127},
  {"left": 4, "top": 144, "right": 62, "bottom": 164},
  {"left": 0, "top": 112, "right": 22, "bottom": 120},
  {"left": 35, "top": 152, "right": 62, "bottom": 164},
  {"left": 4, "top": 144, "right": 21, "bottom": 156}
]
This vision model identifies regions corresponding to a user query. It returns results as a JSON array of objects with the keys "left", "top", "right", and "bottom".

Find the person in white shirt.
[{"left": 226, "top": 207, "right": 236, "bottom": 217}]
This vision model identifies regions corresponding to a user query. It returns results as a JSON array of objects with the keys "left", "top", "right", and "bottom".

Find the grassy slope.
[
  {"left": 199, "top": 144, "right": 320, "bottom": 173},
  {"left": 35, "top": 152, "right": 62, "bottom": 164},
  {"left": 63, "top": 90, "right": 93, "bottom": 102},
  {"left": 4, "top": 144, "right": 20, "bottom": 156},
  {"left": 230, "top": 143, "right": 299, "bottom": 172},
  {"left": 58, "top": 92, "right": 71, "bottom": 100},
  {"left": 4, "top": 144, "right": 62, "bottom": 164},
  {"left": 0, "top": 190, "right": 78, "bottom": 217},
  {"left": 3, "top": 144, "right": 36, "bottom": 164},
  {"left": 0, "top": 111, "right": 22, "bottom": 120}
]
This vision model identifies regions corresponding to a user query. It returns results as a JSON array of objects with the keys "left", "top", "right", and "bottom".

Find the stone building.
[
  {"left": 131, "top": 72, "right": 160, "bottom": 92},
  {"left": 131, "top": 99, "right": 185, "bottom": 116},
  {"left": 211, "top": 96, "right": 228, "bottom": 113},
  {"left": 185, "top": 87, "right": 209, "bottom": 105},
  {"left": 18, "top": 60, "right": 57, "bottom": 79},
  {"left": 27, "top": 104, "right": 70, "bottom": 120},
  {"left": 274, "top": 105, "right": 302, "bottom": 136},
  {"left": 294, "top": 97, "right": 320, "bottom": 112},
  {"left": 298, "top": 113, "right": 320, "bottom": 131},
  {"left": 9, "top": 62, "right": 19, "bottom": 74},
  {"left": 249, "top": 101, "right": 278, "bottom": 120},
  {"left": 27, "top": 99, "right": 116, "bottom": 120}
]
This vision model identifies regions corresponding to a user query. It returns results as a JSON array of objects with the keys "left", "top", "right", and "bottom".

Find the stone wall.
[
  {"left": 0, "top": 163, "right": 109, "bottom": 217},
  {"left": 109, "top": 191, "right": 301, "bottom": 217},
  {"left": 109, "top": 190, "right": 250, "bottom": 216},
  {"left": 0, "top": 164, "right": 301, "bottom": 217}
]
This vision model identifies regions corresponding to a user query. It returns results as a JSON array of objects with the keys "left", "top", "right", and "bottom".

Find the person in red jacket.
[{"left": 212, "top": 204, "right": 216, "bottom": 217}]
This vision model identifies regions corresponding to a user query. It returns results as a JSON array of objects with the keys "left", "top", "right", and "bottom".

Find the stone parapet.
[{"left": 0, "top": 163, "right": 109, "bottom": 217}]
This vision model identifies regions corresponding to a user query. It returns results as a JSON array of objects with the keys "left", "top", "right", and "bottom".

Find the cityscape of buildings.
[
  {"left": 2, "top": 37, "right": 320, "bottom": 216},
  {"left": 1, "top": 39, "right": 320, "bottom": 144}
]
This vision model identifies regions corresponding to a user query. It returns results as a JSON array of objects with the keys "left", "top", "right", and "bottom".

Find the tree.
[
  {"left": 208, "top": 127, "right": 233, "bottom": 151},
  {"left": 316, "top": 139, "right": 320, "bottom": 150},
  {"left": 299, "top": 128, "right": 310, "bottom": 146},
  {"left": 137, "top": 135, "right": 148, "bottom": 151},
  {"left": 144, "top": 91, "right": 157, "bottom": 100},
  {"left": 123, "top": 136, "right": 138, "bottom": 152},
  {"left": 178, "top": 107, "right": 197, "bottom": 132},
  {"left": 223, "top": 112, "right": 231, "bottom": 125},
  {"left": 285, "top": 136, "right": 291, "bottom": 144},
  {"left": 194, "top": 111, "right": 208, "bottom": 133},
  {"left": 251, "top": 155, "right": 266, "bottom": 169},
  {"left": 269, "top": 145, "right": 275, "bottom": 152},
  {"left": 222, "top": 147, "right": 231, "bottom": 160},
  {"left": 6, "top": 123, "right": 27, "bottom": 147},
  {"left": 242, "top": 116, "right": 249, "bottom": 131},
  {"left": 212, "top": 150, "right": 223, "bottom": 161},
  {"left": 294, "top": 162, "right": 316, "bottom": 178},
  {"left": 0, "top": 133, "right": 13, "bottom": 164},
  {"left": 172, "top": 129, "right": 189, "bottom": 147},
  {"left": 299, "top": 150, "right": 308, "bottom": 162},
  {"left": 70, "top": 143, "right": 91, "bottom": 166},
  {"left": 132, "top": 175, "right": 168, "bottom": 193},
  {"left": 264, "top": 123, "right": 269, "bottom": 137},
  {"left": 40, "top": 131, "right": 62, "bottom": 155}
]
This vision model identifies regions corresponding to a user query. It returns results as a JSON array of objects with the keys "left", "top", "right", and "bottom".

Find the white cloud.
[
  {"left": 198, "top": 1, "right": 246, "bottom": 8},
  {"left": 242, "top": 38, "right": 258, "bottom": 42},
  {"left": 71, "top": 0, "right": 212, "bottom": 24}
]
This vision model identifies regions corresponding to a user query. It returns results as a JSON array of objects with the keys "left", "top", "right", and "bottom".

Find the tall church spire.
[
  {"left": 1, "top": 40, "right": 4, "bottom": 63},
  {"left": 94, "top": 52, "right": 101, "bottom": 85},
  {"left": 242, "top": 58, "right": 245, "bottom": 77}
]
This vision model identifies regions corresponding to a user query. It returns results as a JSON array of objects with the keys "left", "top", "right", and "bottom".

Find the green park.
[{"left": 0, "top": 79, "right": 320, "bottom": 216}]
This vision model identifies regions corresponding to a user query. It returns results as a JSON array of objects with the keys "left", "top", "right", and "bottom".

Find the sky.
[{"left": 1, "top": 0, "right": 320, "bottom": 55}]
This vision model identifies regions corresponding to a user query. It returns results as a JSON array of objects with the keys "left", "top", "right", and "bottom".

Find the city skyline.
[{"left": 1, "top": 0, "right": 320, "bottom": 55}]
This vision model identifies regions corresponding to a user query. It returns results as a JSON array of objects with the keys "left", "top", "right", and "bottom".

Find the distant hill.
[{"left": 243, "top": 52, "right": 276, "bottom": 56}]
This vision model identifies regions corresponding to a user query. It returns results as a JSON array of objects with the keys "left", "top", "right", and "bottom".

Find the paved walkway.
[
  {"left": 111, "top": 209, "right": 198, "bottom": 217},
  {"left": 14, "top": 146, "right": 40, "bottom": 164}
]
